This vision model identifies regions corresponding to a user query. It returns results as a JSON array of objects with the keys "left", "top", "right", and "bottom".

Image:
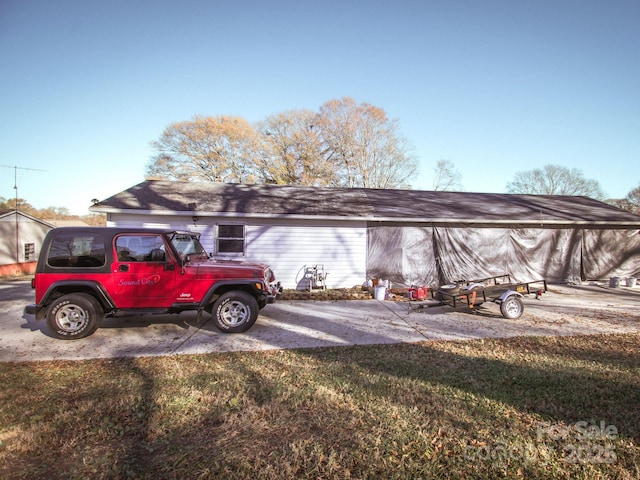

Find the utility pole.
[{"left": 1, "top": 165, "right": 46, "bottom": 269}]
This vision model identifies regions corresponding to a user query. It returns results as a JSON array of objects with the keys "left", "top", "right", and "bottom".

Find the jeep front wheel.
[
  {"left": 212, "top": 291, "right": 259, "bottom": 333},
  {"left": 46, "top": 293, "right": 103, "bottom": 340}
]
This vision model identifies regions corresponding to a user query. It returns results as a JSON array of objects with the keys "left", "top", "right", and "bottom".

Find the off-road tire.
[
  {"left": 46, "top": 293, "right": 103, "bottom": 340},
  {"left": 212, "top": 291, "right": 259, "bottom": 333}
]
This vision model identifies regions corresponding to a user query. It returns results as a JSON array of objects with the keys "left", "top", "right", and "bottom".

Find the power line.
[
  {"left": 2, "top": 164, "right": 47, "bottom": 190},
  {"left": 1, "top": 164, "right": 47, "bottom": 207}
]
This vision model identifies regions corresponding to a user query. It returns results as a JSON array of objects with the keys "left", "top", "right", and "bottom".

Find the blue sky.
[{"left": 1, "top": 0, "right": 639, "bottom": 215}]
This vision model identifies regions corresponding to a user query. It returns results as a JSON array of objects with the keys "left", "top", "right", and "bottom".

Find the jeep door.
[{"left": 111, "top": 233, "right": 177, "bottom": 308}]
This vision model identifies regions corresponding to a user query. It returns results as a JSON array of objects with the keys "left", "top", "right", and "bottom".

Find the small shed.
[
  {"left": 90, "top": 180, "right": 640, "bottom": 289},
  {"left": 0, "top": 210, "right": 54, "bottom": 276}
]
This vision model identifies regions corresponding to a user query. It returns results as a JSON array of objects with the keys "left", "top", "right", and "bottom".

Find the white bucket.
[
  {"left": 374, "top": 285, "right": 387, "bottom": 301},
  {"left": 609, "top": 277, "right": 620, "bottom": 288},
  {"left": 626, "top": 277, "right": 637, "bottom": 287}
]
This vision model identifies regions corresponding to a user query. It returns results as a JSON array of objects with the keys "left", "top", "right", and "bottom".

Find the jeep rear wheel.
[
  {"left": 46, "top": 293, "right": 103, "bottom": 340},
  {"left": 212, "top": 291, "right": 259, "bottom": 333}
]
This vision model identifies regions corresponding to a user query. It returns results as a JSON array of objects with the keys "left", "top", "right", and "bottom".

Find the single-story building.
[
  {"left": 0, "top": 210, "right": 54, "bottom": 276},
  {"left": 89, "top": 180, "right": 640, "bottom": 289}
]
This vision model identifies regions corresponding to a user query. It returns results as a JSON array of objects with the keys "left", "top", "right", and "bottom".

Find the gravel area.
[{"left": 1, "top": 280, "right": 639, "bottom": 362}]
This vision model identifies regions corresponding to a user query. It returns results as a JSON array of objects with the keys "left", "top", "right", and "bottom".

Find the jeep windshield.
[{"left": 170, "top": 232, "right": 208, "bottom": 260}]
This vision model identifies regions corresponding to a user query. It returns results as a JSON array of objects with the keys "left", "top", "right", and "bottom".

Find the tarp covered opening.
[{"left": 367, "top": 226, "right": 640, "bottom": 287}]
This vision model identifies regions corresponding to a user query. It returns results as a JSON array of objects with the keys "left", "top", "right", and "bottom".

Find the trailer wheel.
[
  {"left": 500, "top": 295, "right": 523, "bottom": 319},
  {"left": 212, "top": 291, "right": 259, "bottom": 333}
]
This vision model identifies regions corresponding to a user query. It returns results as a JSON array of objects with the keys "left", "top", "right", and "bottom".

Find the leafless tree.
[
  {"left": 314, "top": 97, "right": 417, "bottom": 189},
  {"left": 148, "top": 98, "right": 418, "bottom": 190},
  {"left": 255, "top": 110, "right": 336, "bottom": 186},
  {"left": 432, "top": 159, "right": 463, "bottom": 191},
  {"left": 610, "top": 184, "right": 640, "bottom": 213},
  {"left": 506, "top": 164, "right": 605, "bottom": 199},
  {"left": 626, "top": 184, "right": 640, "bottom": 211}
]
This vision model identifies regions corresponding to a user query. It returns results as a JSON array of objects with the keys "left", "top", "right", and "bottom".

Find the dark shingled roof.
[{"left": 90, "top": 180, "right": 640, "bottom": 227}]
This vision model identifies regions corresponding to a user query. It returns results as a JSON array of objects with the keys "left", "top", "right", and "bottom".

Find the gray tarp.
[
  {"left": 582, "top": 229, "right": 640, "bottom": 279},
  {"left": 367, "top": 226, "right": 437, "bottom": 286},
  {"left": 434, "top": 227, "right": 511, "bottom": 283},
  {"left": 434, "top": 227, "right": 582, "bottom": 284},
  {"left": 367, "top": 226, "right": 639, "bottom": 287}
]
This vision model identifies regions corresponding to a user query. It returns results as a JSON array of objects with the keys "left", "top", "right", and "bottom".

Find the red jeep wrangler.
[{"left": 28, "top": 227, "right": 280, "bottom": 339}]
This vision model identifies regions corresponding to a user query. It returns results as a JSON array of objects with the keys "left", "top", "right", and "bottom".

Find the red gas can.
[{"left": 408, "top": 286, "right": 429, "bottom": 301}]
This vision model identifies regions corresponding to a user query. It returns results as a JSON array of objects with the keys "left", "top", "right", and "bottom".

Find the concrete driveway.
[{"left": 1, "top": 279, "right": 640, "bottom": 362}]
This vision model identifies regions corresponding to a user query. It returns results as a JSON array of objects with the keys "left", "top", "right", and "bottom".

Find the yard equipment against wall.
[
  {"left": 408, "top": 274, "right": 547, "bottom": 319},
  {"left": 303, "top": 264, "right": 328, "bottom": 291}
]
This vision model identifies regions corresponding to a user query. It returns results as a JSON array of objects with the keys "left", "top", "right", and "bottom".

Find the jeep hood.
[{"left": 185, "top": 258, "right": 271, "bottom": 279}]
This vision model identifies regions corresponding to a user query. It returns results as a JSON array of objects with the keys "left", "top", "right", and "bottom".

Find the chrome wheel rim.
[
  {"left": 55, "top": 305, "right": 87, "bottom": 333},
  {"left": 219, "top": 301, "right": 250, "bottom": 327}
]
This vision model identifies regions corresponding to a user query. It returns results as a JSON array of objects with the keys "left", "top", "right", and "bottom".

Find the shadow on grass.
[
  {"left": 1, "top": 334, "right": 639, "bottom": 479},
  {"left": 319, "top": 337, "right": 640, "bottom": 440}
]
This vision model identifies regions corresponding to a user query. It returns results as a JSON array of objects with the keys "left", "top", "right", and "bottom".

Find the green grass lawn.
[{"left": 1, "top": 333, "right": 639, "bottom": 479}]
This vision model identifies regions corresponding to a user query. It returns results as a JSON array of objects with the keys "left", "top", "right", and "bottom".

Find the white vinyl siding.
[{"left": 245, "top": 222, "right": 366, "bottom": 290}]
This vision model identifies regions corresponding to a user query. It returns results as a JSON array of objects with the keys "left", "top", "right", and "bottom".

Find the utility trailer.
[{"left": 407, "top": 274, "right": 547, "bottom": 319}]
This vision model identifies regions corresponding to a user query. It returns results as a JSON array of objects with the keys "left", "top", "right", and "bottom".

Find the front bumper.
[{"left": 266, "top": 282, "right": 282, "bottom": 303}]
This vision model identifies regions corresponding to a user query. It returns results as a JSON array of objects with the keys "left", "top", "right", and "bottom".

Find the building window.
[
  {"left": 24, "top": 243, "right": 36, "bottom": 262},
  {"left": 216, "top": 224, "right": 245, "bottom": 254}
]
